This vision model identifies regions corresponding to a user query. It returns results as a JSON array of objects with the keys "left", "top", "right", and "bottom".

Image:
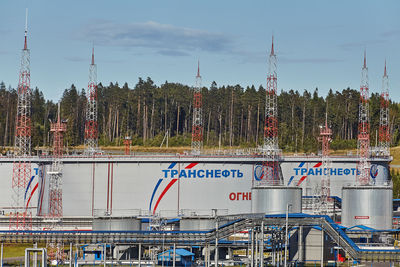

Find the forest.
[{"left": 0, "top": 78, "right": 399, "bottom": 153}]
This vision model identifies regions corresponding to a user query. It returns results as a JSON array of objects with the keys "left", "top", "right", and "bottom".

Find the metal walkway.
[{"left": 0, "top": 214, "right": 399, "bottom": 262}]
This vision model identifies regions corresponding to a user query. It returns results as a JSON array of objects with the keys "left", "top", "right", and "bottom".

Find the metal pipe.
[
  {"left": 69, "top": 243, "right": 72, "bottom": 267},
  {"left": 25, "top": 249, "right": 29, "bottom": 267},
  {"left": 1, "top": 242, "right": 3, "bottom": 267},
  {"left": 74, "top": 244, "right": 78, "bottom": 267},
  {"left": 272, "top": 231, "right": 275, "bottom": 266},
  {"left": 254, "top": 230, "right": 258, "bottom": 267},
  {"left": 103, "top": 243, "right": 106, "bottom": 267},
  {"left": 138, "top": 243, "right": 141, "bottom": 267},
  {"left": 277, "top": 233, "right": 281, "bottom": 266},
  {"left": 260, "top": 222, "right": 264, "bottom": 267},
  {"left": 321, "top": 230, "right": 324, "bottom": 267},
  {"left": 284, "top": 204, "right": 291, "bottom": 267},
  {"left": 298, "top": 226, "right": 304, "bottom": 264},
  {"left": 250, "top": 228, "right": 254, "bottom": 267},
  {"left": 215, "top": 220, "right": 218, "bottom": 267},
  {"left": 207, "top": 244, "right": 211, "bottom": 267},
  {"left": 173, "top": 243, "right": 176, "bottom": 267},
  {"left": 33, "top": 242, "right": 37, "bottom": 267},
  {"left": 43, "top": 248, "right": 47, "bottom": 267}
]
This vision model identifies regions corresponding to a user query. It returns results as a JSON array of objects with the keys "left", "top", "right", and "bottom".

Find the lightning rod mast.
[
  {"left": 10, "top": 9, "right": 33, "bottom": 230},
  {"left": 356, "top": 51, "right": 371, "bottom": 185},
  {"left": 191, "top": 61, "right": 203, "bottom": 155}
]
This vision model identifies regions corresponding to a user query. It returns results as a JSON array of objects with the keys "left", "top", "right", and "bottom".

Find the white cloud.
[{"left": 77, "top": 20, "right": 234, "bottom": 56}]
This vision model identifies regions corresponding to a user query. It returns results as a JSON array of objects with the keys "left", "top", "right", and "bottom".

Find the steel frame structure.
[
  {"left": 84, "top": 48, "right": 98, "bottom": 155},
  {"left": 48, "top": 103, "right": 67, "bottom": 263},
  {"left": 1, "top": 215, "right": 400, "bottom": 262},
  {"left": 48, "top": 103, "right": 67, "bottom": 218},
  {"left": 191, "top": 62, "right": 203, "bottom": 155},
  {"left": 356, "top": 52, "right": 371, "bottom": 186},
  {"left": 379, "top": 61, "right": 390, "bottom": 156},
  {"left": 317, "top": 115, "right": 332, "bottom": 214},
  {"left": 10, "top": 11, "right": 32, "bottom": 230},
  {"left": 260, "top": 37, "right": 281, "bottom": 186}
]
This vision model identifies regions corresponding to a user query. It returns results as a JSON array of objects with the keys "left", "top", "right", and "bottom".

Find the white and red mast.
[
  {"left": 319, "top": 114, "right": 332, "bottom": 213},
  {"left": 48, "top": 103, "right": 67, "bottom": 218},
  {"left": 261, "top": 36, "right": 280, "bottom": 185},
  {"left": 379, "top": 60, "right": 390, "bottom": 156},
  {"left": 191, "top": 61, "right": 203, "bottom": 154},
  {"left": 84, "top": 47, "right": 99, "bottom": 154},
  {"left": 10, "top": 10, "right": 33, "bottom": 230},
  {"left": 356, "top": 51, "right": 371, "bottom": 185}
]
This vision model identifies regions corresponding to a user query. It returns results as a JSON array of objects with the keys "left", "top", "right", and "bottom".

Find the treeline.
[{"left": 0, "top": 78, "right": 399, "bottom": 152}]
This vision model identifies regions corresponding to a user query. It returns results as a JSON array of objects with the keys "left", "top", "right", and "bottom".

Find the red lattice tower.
[
  {"left": 84, "top": 47, "right": 98, "bottom": 155},
  {"left": 379, "top": 60, "right": 390, "bottom": 156},
  {"left": 356, "top": 51, "right": 371, "bottom": 185},
  {"left": 124, "top": 136, "right": 132, "bottom": 155},
  {"left": 48, "top": 103, "right": 67, "bottom": 218},
  {"left": 260, "top": 36, "right": 281, "bottom": 186},
  {"left": 191, "top": 61, "right": 203, "bottom": 154},
  {"left": 318, "top": 115, "right": 332, "bottom": 213},
  {"left": 10, "top": 11, "right": 32, "bottom": 230}
]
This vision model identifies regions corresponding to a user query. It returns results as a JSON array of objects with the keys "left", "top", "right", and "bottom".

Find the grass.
[
  {"left": 2, "top": 243, "right": 34, "bottom": 258},
  {"left": 391, "top": 146, "right": 400, "bottom": 165}
]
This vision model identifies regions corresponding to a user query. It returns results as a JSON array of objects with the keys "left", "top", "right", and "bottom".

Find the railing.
[{"left": 0, "top": 214, "right": 399, "bottom": 261}]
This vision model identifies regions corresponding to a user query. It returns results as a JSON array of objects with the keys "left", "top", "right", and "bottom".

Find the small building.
[
  {"left": 158, "top": 248, "right": 194, "bottom": 266},
  {"left": 81, "top": 244, "right": 110, "bottom": 261}
]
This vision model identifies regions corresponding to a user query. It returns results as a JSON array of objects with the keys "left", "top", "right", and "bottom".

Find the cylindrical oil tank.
[
  {"left": 342, "top": 186, "right": 392, "bottom": 230},
  {"left": 92, "top": 217, "right": 141, "bottom": 231},
  {"left": 180, "top": 217, "right": 228, "bottom": 231},
  {"left": 251, "top": 186, "right": 302, "bottom": 214}
]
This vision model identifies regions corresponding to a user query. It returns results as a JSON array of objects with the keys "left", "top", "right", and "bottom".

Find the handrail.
[{"left": 1, "top": 214, "right": 399, "bottom": 261}]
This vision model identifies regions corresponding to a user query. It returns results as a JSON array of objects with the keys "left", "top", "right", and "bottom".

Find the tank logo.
[
  {"left": 162, "top": 168, "right": 243, "bottom": 178},
  {"left": 150, "top": 162, "right": 244, "bottom": 215},
  {"left": 254, "top": 165, "right": 263, "bottom": 181},
  {"left": 25, "top": 167, "right": 40, "bottom": 209},
  {"left": 294, "top": 162, "right": 358, "bottom": 186},
  {"left": 370, "top": 164, "right": 378, "bottom": 180},
  {"left": 294, "top": 167, "right": 358, "bottom": 176}
]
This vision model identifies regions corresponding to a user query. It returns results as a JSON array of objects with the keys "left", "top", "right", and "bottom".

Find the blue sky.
[{"left": 0, "top": 0, "right": 399, "bottom": 101}]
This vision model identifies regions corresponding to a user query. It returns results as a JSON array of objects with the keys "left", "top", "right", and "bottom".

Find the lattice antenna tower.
[
  {"left": 260, "top": 36, "right": 281, "bottom": 186},
  {"left": 14, "top": 10, "right": 31, "bottom": 157},
  {"left": 318, "top": 111, "right": 332, "bottom": 214},
  {"left": 356, "top": 51, "right": 371, "bottom": 185},
  {"left": 84, "top": 47, "right": 98, "bottom": 155},
  {"left": 191, "top": 61, "right": 203, "bottom": 154},
  {"left": 10, "top": 9, "right": 33, "bottom": 230},
  {"left": 47, "top": 103, "right": 67, "bottom": 263},
  {"left": 379, "top": 60, "right": 390, "bottom": 156},
  {"left": 48, "top": 102, "right": 67, "bottom": 218}
]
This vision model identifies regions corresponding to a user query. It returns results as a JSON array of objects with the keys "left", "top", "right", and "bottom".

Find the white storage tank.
[
  {"left": 180, "top": 217, "right": 228, "bottom": 231},
  {"left": 251, "top": 186, "right": 302, "bottom": 214},
  {"left": 341, "top": 186, "right": 392, "bottom": 230},
  {"left": 92, "top": 217, "right": 141, "bottom": 231}
]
